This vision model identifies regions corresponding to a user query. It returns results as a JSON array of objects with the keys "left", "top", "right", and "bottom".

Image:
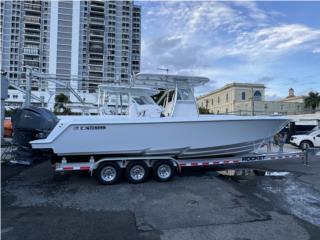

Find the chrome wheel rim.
[
  {"left": 130, "top": 165, "right": 145, "bottom": 181},
  {"left": 101, "top": 166, "right": 117, "bottom": 182},
  {"left": 157, "top": 164, "right": 171, "bottom": 179}
]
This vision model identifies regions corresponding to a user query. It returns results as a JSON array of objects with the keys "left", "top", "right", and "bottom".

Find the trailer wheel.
[
  {"left": 96, "top": 162, "right": 121, "bottom": 185},
  {"left": 125, "top": 161, "right": 149, "bottom": 184},
  {"left": 153, "top": 160, "right": 175, "bottom": 182}
]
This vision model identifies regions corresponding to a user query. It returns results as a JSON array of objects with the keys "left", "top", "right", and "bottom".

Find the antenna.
[{"left": 157, "top": 68, "right": 169, "bottom": 75}]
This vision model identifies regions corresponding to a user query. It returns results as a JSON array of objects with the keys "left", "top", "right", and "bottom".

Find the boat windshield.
[
  {"left": 133, "top": 96, "right": 155, "bottom": 105},
  {"left": 177, "top": 88, "right": 193, "bottom": 101}
]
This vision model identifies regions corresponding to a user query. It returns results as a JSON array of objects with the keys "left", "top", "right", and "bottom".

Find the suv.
[{"left": 290, "top": 129, "right": 320, "bottom": 149}]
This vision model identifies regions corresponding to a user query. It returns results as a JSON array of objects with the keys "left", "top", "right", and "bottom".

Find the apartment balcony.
[
  {"left": 24, "top": 35, "right": 40, "bottom": 42},
  {"left": 89, "top": 48, "right": 104, "bottom": 54},
  {"left": 90, "top": 16, "right": 104, "bottom": 22},
  {"left": 89, "top": 24, "right": 105, "bottom": 30},
  {"left": 24, "top": 4, "right": 41, "bottom": 11},
  {"left": 88, "top": 66, "right": 103, "bottom": 72},
  {"left": 24, "top": 61, "right": 39, "bottom": 67},
  {"left": 89, "top": 60, "right": 104, "bottom": 65},
  {"left": 90, "top": 28, "right": 104, "bottom": 34},
  {"left": 91, "top": 1, "right": 105, "bottom": 7},
  {"left": 24, "top": 6, "right": 41, "bottom": 15},
  {"left": 89, "top": 33, "right": 104, "bottom": 39},
  {"left": 23, "top": 47, "right": 39, "bottom": 55},
  {"left": 89, "top": 72, "right": 103, "bottom": 78},
  {"left": 88, "top": 62, "right": 104, "bottom": 67},
  {"left": 90, "top": 11, "right": 104, "bottom": 17},
  {"left": 89, "top": 42, "right": 103, "bottom": 48},
  {"left": 24, "top": 29, "right": 41, "bottom": 35},
  {"left": 90, "top": 4, "right": 105, "bottom": 12},
  {"left": 89, "top": 53, "right": 103, "bottom": 59},
  {"left": 24, "top": 16, "right": 40, "bottom": 24}
]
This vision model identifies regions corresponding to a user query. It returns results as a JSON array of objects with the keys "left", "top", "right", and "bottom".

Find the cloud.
[
  {"left": 257, "top": 76, "right": 275, "bottom": 84},
  {"left": 313, "top": 48, "right": 320, "bottom": 54},
  {"left": 140, "top": 1, "right": 320, "bottom": 97}
]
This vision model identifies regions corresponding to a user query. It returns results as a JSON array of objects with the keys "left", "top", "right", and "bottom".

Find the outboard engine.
[{"left": 12, "top": 106, "right": 58, "bottom": 164}]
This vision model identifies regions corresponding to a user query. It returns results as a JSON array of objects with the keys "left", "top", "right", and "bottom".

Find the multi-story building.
[
  {"left": 0, "top": 0, "right": 50, "bottom": 89},
  {"left": 197, "top": 83, "right": 310, "bottom": 115},
  {"left": 77, "top": 1, "right": 141, "bottom": 91},
  {"left": 1, "top": 0, "right": 141, "bottom": 96}
]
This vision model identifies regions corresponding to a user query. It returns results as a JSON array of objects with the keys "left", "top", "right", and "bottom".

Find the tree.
[
  {"left": 304, "top": 91, "right": 320, "bottom": 112},
  {"left": 198, "top": 107, "right": 210, "bottom": 114},
  {"left": 54, "top": 93, "right": 70, "bottom": 114}
]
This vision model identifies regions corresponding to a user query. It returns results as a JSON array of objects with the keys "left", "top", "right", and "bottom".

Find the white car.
[{"left": 290, "top": 129, "right": 320, "bottom": 149}]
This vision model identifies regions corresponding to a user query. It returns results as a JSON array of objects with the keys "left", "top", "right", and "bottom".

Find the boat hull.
[{"left": 30, "top": 116, "right": 288, "bottom": 158}]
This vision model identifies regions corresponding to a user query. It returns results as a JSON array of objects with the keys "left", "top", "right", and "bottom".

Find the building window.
[
  {"left": 206, "top": 100, "right": 209, "bottom": 108},
  {"left": 226, "top": 94, "right": 228, "bottom": 102},
  {"left": 241, "top": 92, "right": 246, "bottom": 100},
  {"left": 218, "top": 96, "right": 220, "bottom": 104},
  {"left": 211, "top": 99, "right": 213, "bottom": 105},
  {"left": 226, "top": 108, "right": 228, "bottom": 114},
  {"left": 253, "top": 90, "right": 262, "bottom": 101}
]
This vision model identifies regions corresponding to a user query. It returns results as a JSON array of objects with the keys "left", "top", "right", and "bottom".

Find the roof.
[
  {"left": 198, "top": 82, "right": 266, "bottom": 99},
  {"left": 98, "top": 85, "right": 159, "bottom": 96},
  {"left": 133, "top": 73, "right": 209, "bottom": 89},
  {"left": 280, "top": 96, "right": 304, "bottom": 102}
]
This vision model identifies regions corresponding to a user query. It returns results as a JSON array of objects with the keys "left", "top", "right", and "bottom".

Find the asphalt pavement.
[{"left": 1, "top": 145, "right": 320, "bottom": 240}]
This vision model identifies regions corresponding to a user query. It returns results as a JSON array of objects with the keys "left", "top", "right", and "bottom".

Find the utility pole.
[
  {"left": 251, "top": 87, "right": 255, "bottom": 116},
  {"left": 1, "top": 70, "right": 9, "bottom": 143},
  {"left": 24, "top": 68, "right": 32, "bottom": 106}
]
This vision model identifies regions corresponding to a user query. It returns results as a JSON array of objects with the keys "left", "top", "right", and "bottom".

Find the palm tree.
[
  {"left": 304, "top": 91, "right": 320, "bottom": 112},
  {"left": 54, "top": 93, "right": 70, "bottom": 114}
]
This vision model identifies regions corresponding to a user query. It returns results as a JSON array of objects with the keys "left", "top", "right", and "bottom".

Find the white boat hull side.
[{"left": 30, "top": 116, "right": 288, "bottom": 157}]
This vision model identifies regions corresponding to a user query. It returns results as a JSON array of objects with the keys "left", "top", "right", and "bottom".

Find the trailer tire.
[
  {"left": 96, "top": 162, "right": 121, "bottom": 185},
  {"left": 125, "top": 161, "right": 149, "bottom": 184},
  {"left": 153, "top": 160, "right": 175, "bottom": 182}
]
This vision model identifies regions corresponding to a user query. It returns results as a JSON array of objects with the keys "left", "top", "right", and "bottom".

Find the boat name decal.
[
  {"left": 74, "top": 125, "right": 107, "bottom": 131},
  {"left": 241, "top": 156, "right": 266, "bottom": 162}
]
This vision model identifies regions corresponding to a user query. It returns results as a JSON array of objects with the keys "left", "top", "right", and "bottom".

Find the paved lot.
[{"left": 2, "top": 146, "right": 320, "bottom": 240}]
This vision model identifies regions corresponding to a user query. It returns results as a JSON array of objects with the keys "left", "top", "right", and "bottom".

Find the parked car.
[
  {"left": 290, "top": 129, "right": 320, "bottom": 149},
  {"left": 281, "top": 121, "right": 318, "bottom": 143}
]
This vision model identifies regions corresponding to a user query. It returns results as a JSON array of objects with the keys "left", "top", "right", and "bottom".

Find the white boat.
[{"left": 30, "top": 73, "right": 289, "bottom": 160}]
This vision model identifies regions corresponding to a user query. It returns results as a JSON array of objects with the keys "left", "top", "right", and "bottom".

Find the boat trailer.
[{"left": 53, "top": 150, "right": 309, "bottom": 185}]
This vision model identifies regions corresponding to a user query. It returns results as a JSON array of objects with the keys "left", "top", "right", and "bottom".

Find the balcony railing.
[
  {"left": 89, "top": 66, "right": 103, "bottom": 71},
  {"left": 23, "top": 47, "right": 39, "bottom": 55},
  {"left": 24, "top": 16, "right": 40, "bottom": 24},
  {"left": 24, "top": 4, "right": 41, "bottom": 11}
]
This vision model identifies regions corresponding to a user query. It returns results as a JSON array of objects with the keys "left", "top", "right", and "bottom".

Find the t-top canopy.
[
  {"left": 133, "top": 73, "right": 210, "bottom": 89},
  {"left": 98, "top": 85, "right": 159, "bottom": 96}
]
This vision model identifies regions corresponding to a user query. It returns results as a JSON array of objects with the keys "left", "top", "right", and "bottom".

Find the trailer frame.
[{"left": 53, "top": 150, "right": 307, "bottom": 184}]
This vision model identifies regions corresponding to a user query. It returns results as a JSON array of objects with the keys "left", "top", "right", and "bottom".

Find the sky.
[{"left": 138, "top": 0, "right": 320, "bottom": 99}]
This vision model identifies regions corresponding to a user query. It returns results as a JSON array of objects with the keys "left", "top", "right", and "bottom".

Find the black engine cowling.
[{"left": 12, "top": 106, "right": 58, "bottom": 163}]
